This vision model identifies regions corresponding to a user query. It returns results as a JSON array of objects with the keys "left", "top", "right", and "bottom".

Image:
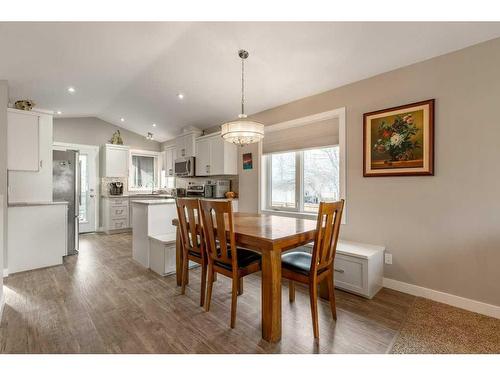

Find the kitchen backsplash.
[{"left": 175, "top": 175, "right": 239, "bottom": 195}]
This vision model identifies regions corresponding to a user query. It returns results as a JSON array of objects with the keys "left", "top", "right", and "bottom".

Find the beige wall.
[
  {"left": 0, "top": 80, "right": 7, "bottom": 305},
  {"left": 238, "top": 142, "right": 261, "bottom": 213},
  {"left": 247, "top": 38, "right": 500, "bottom": 306},
  {"left": 54, "top": 117, "right": 161, "bottom": 151}
]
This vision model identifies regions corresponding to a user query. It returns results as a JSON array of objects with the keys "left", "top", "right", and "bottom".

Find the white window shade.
[{"left": 263, "top": 118, "right": 339, "bottom": 154}]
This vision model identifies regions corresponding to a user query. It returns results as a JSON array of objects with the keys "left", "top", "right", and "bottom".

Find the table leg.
[{"left": 261, "top": 248, "right": 282, "bottom": 343}]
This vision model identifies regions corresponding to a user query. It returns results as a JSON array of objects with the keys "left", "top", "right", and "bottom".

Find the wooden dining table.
[{"left": 172, "top": 212, "right": 319, "bottom": 343}]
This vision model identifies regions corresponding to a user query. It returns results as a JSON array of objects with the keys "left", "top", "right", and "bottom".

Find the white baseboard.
[
  {"left": 383, "top": 278, "right": 500, "bottom": 319},
  {"left": 3, "top": 268, "right": 7, "bottom": 277}
]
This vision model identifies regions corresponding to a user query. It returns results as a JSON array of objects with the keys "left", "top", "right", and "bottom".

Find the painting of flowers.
[{"left": 363, "top": 99, "right": 434, "bottom": 176}]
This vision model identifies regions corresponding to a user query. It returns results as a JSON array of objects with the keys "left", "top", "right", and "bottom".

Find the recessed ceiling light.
[
  {"left": 120, "top": 118, "right": 125, "bottom": 122},
  {"left": 177, "top": 93, "right": 184, "bottom": 100},
  {"left": 152, "top": 123, "right": 156, "bottom": 127},
  {"left": 67, "top": 87, "right": 75, "bottom": 93},
  {"left": 56, "top": 111, "right": 62, "bottom": 115}
]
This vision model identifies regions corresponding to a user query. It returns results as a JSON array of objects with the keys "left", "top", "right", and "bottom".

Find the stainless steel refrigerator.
[{"left": 53, "top": 149, "right": 79, "bottom": 255}]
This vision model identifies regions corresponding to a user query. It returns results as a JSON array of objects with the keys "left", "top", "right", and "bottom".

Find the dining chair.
[
  {"left": 176, "top": 198, "right": 207, "bottom": 307},
  {"left": 282, "top": 200, "right": 344, "bottom": 339},
  {"left": 198, "top": 199, "right": 261, "bottom": 328}
]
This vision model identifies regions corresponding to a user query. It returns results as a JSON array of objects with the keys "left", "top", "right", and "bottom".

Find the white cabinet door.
[
  {"left": 175, "top": 136, "right": 187, "bottom": 159},
  {"left": 7, "top": 111, "right": 39, "bottom": 171},
  {"left": 210, "top": 136, "right": 225, "bottom": 175},
  {"left": 195, "top": 138, "right": 211, "bottom": 176},
  {"left": 165, "top": 147, "right": 175, "bottom": 176},
  {"left": 102, "top": 145, "right": 129, "bottom": 177}
]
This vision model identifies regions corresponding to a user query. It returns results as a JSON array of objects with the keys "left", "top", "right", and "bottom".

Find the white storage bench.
[
  {"left": 305, "top": 240, "right": 385, "bottom": 299},
  {"left": 148, "top": 233, "right": 177, "bottom": 276}
]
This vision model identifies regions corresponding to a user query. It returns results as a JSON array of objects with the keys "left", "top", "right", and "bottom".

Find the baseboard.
[
  {"left": 3, "top": 268, "right": 7, "bottom": 277},
  {"left": 383, "top": 278, "right": 500, "bottom": 319}
]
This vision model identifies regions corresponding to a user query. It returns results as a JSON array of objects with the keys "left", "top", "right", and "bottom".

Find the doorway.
[{"left": 53, "top": 142, "right": 99, "bottom": 233}]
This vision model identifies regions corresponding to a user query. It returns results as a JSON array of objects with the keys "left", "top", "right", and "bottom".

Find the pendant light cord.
[{"left": 241, "top": 56, "right": 245, "bottom": 116}]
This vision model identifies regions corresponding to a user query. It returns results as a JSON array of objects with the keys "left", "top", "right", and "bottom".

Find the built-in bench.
[{"left": 304, "top": 240, "right": 385, "bottom": 299}]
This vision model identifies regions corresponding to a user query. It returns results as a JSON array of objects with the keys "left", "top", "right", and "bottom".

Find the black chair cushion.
[
  {"left": 281, "top": 251, "right": 312, "bottom": 275},
  {"left": 188, "top": 250, "right": 202, "bottom": 258},
  {"left": 214, "top": 248, "right": 261, "bottom": 271}
]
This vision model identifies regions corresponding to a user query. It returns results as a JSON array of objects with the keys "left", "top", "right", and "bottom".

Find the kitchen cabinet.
[
  {"left": 7, "top": 109, "right": 53, "bottom": 203},
  {"left": 175, "top": 130, "right": 202, "bottom": 159},
  {"left": 195, "top": 132, "right": 238, "bottom": 176},
  {"left": 7, "top": 109, "right": 40, "bottom": 171},
  {"left": 162, "top": 146, "right": 176, "bottom": 177},
  {"left": 100, "top": 144, "right": 130, "bottom": 178},
  {"left": 101, "top": 196, "right": 130, "bottom": 234}
]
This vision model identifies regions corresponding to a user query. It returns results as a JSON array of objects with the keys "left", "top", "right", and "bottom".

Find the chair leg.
[
  {"left": 199, "top": 261, "right": 207, "bottom": 307},
  {"left": 327, "top": 271, "right": 337, "bottom": 320},
  {"left": 309, "top": 281, "right": 319, "bottom": 339},
  {"left": 230, "top": 276, "right": 238, "bottom": 328},
  {"left": 289, "top": 280, "right": 295, "bottom": 302},
  {"left": 237, "top": 277, "right": 244, "bottom": 295},
  {"left": 205, "top": 263, "right": 214, "bottom": 312},
  {"left": 181, "top": 251, "right": 189, "bottom": 295}
]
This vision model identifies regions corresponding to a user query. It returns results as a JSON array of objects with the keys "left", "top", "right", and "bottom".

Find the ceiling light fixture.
[
  {"left": 67, "top": 87, "right": 75, "bottom": 93},
  {"left": 220, "top": 50, "right": 264, "bottom": 146},
  {"left": 152, "top": 123, "right": 156, "bottom": 127},
  {"left": 56, "top": 111, "right": 62, "bottom": 115},
  {"left": 146, "top": 132, "right": 154, "bottom": 140},
  {"left": 120, "top": 118, "right": 125, "bottom": 122},
  {"left": 177, "top": 93, "right": 184, "bottom": 100}
]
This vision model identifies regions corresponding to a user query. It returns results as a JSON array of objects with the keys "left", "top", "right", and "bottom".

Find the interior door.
[{"left": 78, "top": 147, "right": 97, "bottom": 233}]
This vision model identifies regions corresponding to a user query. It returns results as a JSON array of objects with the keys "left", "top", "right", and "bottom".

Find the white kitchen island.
[{"left": 131, "top": 199, "right": 177, "bottom": 268}]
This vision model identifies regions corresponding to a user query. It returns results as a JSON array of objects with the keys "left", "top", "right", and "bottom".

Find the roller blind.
[{"left": 263, "top": 118, "right": 339, "bottom": 154}]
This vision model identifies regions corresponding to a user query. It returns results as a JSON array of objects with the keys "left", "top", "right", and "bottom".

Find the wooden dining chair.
[
  {"left": 282, "top": 200, "right": 344, "bottom": 339},
  {"left": 198, "top": 199, "right": 261, "bottom": 328},
  {"left": 176, "top": 198, "right": 207, "bottom": 307}
]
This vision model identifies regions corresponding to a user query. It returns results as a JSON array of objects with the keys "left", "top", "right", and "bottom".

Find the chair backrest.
[
  {"left": 176, "top": 198, "right": 204, "bottom": 257},
  {"left": 198, "top": 199, "right": 238, "bottom": 271},
  {"left": 311, "top": 200, "right": 345, "bottom": 274}
]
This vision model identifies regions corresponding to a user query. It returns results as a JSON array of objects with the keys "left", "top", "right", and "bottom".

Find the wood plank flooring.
[{"left": 0, "top": 232, "right": 416, "bottom": 353}]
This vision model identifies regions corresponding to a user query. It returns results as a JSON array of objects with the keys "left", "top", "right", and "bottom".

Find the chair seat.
[
  {"left": 214, "top": 248, "right": 261, "bottom": 271},
  {"left": 281, "top": 251, "right": 313, "bottom": 275}
]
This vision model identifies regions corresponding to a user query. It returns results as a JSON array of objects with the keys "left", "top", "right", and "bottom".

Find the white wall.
[
  {"left": 0, "top": 80, "right": 8, "bottom": 314},
  {"left": 54, "top": 117, "right": 161, "bottom": 151},
  {"left": 246, "top": 38, "right": 500, "bottom": 307}
]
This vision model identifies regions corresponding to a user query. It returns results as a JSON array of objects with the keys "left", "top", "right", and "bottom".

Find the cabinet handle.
[
  {"left": 334, "top": 268, "right": 345, "bottom": 274},
  {"left": 40, "top": 160, "right": 43, "bottom": 169}
]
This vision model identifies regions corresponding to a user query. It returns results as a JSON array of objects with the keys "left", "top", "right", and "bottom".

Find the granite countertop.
[
  {"left": 8, "top": 201, "right": 70, "bottom": 207},
  {"left": 130, "top": 199, "right": 176, "bottom": 205}
]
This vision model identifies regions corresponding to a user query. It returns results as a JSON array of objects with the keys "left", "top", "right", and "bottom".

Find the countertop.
[
  {"left": 102, "top": 194, "right": 174, "bottom": 199},
  {"left": 130, "top": 199, "right": 176, "bottom": 205},
  {"left": 8, "top": 201, "right": 69, "bottom": 207}
]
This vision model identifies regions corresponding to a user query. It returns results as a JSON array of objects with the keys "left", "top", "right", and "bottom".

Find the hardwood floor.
[{"left": 0, "top": 232, "right": 415, "bottom": 353}]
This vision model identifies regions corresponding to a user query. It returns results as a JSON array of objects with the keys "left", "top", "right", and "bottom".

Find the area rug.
[{"left": 390, "top": 297, "right": 500, "bottom": 353}]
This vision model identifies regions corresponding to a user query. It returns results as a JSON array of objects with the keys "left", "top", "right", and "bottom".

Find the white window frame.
[
  {"left": 265, "top": 145, "right": 339, "bottom": 213},
  {"left": 259, "top": 107, "right": 347, "bottom": 223},
  {"left": 128, "top": 149, "right": 160, "bottom": 192}
]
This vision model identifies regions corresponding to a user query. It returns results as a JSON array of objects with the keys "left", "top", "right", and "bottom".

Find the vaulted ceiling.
[{"left": 2, "top": 22, "right": 500, "bottom": 141}]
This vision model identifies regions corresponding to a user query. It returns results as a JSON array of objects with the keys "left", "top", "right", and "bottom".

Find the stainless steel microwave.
[{"left": 174, "top": 157, "right": 195, "bottom": 177}]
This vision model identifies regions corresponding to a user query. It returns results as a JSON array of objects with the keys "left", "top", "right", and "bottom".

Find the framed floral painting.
[{"left": 363, "top": 99, "right": 434, "bottom": 177}]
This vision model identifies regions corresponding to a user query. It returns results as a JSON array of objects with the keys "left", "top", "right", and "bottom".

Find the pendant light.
[{"left": 221, "top": 49, "right": 264, "bottom": 145}]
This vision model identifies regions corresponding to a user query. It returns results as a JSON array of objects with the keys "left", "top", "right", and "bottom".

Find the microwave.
[{"left": 174, "top": 157, "right": 195, "bottom": 177}]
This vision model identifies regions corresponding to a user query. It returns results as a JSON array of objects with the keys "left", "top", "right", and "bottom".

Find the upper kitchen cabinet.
[
  {"left": 195, "top": 132, "right": 238, "bottom": 176},
  {"left": 7, "top": 108, "right": 54, "bottom": 203},
  {"left": 7, "top": 109, "right": 40, "bottom": 171},
  {"left": 175, "top": 130, "right": 202, "bottom": 159},
  {"left": 100, "top": 144, "right": 130, "bottom": 178},
  {"left": 162, "top": 146, "right": 176, "bottom": 177}
]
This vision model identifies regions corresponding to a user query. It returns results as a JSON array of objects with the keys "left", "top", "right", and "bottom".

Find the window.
[
  {"left": 265, "top": 146, "right": 340, "bottom": 213},
  {"left": 129, "top": 152, "right": 158, "bottom": 190}
]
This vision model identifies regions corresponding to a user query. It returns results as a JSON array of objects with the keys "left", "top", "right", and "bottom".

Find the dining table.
[{"left": 172, "top": 211, "right": 321, "bottom": 343}]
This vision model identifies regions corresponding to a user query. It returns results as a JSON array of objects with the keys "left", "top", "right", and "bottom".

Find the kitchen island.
[{"left": 131, "top": 199, "right": 177, "bottom": 268}]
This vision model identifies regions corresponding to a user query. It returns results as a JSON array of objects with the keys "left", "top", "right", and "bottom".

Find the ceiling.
[{"left": 1, "top": 22, "right": 500, "bottom": 142}]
